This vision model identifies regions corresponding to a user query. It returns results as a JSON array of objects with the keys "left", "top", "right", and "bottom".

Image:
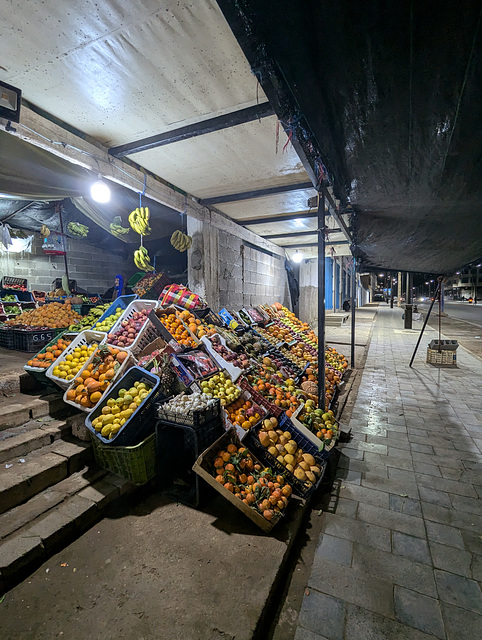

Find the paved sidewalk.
[{"left": 295, "top": 306, "right": 482, "bottom": 640}]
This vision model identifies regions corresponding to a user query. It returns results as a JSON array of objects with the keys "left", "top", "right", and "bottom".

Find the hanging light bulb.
[
  {"left": 292, "top": 250, "right": 303, "bottom": 263},
  {"left": 90, "top": 176, "right": 111, "bottom": 203}
]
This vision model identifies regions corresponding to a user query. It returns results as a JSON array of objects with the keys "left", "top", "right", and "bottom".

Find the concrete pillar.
[
  {"left": 332, "top": 256, "right": 337, "bottom": 312},
  {"left": 187, "top": 216, "right": 220, "bottom": 310},
  {"left": 398, "top": 271, "right": 402, "bottom": 307}
]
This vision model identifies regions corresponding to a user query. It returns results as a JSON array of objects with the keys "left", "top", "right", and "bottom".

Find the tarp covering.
[{"left": 218, "top": 0, "right": 482, "bottom": 273}]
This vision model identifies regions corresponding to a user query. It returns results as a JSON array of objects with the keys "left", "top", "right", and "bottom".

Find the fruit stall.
[{"left": 2, "top": 276, "right": 348, "bottom": 533}]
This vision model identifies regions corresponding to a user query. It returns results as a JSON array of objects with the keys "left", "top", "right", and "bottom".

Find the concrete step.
[
  {"left": 0, "top": 419, "right": 71, "bottom": 464},
  {"left": 0, "top": 396, "right": 51, "bottom": 431},
  {"left": 0, "top": 438, "right": 93, "bottom": 515},
  {"left": 0, "top": 467, "right": 134, "bottom": 592}
]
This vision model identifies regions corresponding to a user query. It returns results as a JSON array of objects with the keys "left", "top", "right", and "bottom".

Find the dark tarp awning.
[{"left": 218, "top": 0, "right": 482, "bottom": 273}]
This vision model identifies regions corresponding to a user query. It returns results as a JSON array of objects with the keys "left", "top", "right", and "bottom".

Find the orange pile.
[
  {"left": 5, "top": 303, "right": 82, "bottom": 328},
  {"left": 65, "top": 346, "right": 128, "bottom": 409},
  {"left": 26, "top": 337, "right": 72, "bottom": 369},
  {"left": 177, "top": 309, "right": 216, "bottom": 339},
  {"left": 226, "top": 398, "right": 262, "bottom": 431},
  {"left": 157, "top": 312, "right": 198, "bottom": 347}
]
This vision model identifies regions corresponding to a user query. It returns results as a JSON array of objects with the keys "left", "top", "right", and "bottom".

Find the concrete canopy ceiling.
[{"left": 0, "top": 0, "right": 348, "bottom": 257}]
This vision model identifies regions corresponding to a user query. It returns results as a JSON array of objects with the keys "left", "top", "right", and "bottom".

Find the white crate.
[
  {"left": 62, "top": 345, "right": 135, "bottom": 412},
  {"left": 427, "top": 348, "right": 457, "bottom": 366},
  {"left": 23, "top": 332, "right": 78, "bottom": 374},
  {"left": 45, "top": 330, "right": 107, "bottom": 388},
  {"left": 106, "top": 299, "right": 157, "bottom": 352}
]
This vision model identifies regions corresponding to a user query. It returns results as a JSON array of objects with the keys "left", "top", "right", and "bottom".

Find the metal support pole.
[
  {"left": 350, "top": 259, "right": 356, "bottom": 368},
  {"left": 390, "top": 271, "right": 394, "bottom": 308},
  {"left": 409, "top": 279, "right": 441, "bottom": 367},
  {"left": 398, "top": 271, "right": 402, "bottom": 306},
  {"left": 56, "top": 204, "right": 71, "bottom": 292},
  {"left": 317, "top": 192, "right": 326, "bottom": 410}
]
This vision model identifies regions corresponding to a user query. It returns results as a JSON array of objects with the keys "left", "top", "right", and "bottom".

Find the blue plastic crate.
[
  {"left": 85, "top": 365, "right": 163, "bottom": 446},
  {"left": 91, "top": 294, "right": 138, "bottom": 329}
]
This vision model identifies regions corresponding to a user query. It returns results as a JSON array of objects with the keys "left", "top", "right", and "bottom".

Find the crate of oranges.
[
  {"left": 223, "top": 391, "right": 268, "bottom": 440},
  {"left": 153, "top": 306, "right": 199, "bottom": 349},
  {"left": 63, "top": 344, "right": 133, "bottom": 412},
  {"left": 24, "top": 334, "right": 75, "bottom": 382},
  {"left": 45, "top": 330, "right": 108, "bottom": 389}
]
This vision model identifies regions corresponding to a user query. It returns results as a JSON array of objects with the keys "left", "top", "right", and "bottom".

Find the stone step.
[
  {"left": 0, "top": 469, "right": 134, "bottom": 592},
  {"left": 0, "top": 419, "right": 71, "bottom": 464},
  {"left": 0, "top": 396, "right": 51, "bottom": 431},
  {"left": 0, "top": 439, "right": 93, "bottom": 515}
]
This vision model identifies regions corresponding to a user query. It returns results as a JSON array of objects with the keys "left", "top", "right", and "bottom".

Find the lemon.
[
  {"left": 65, "top": 354, "right": 73, "bottom": 361},
  {"left": 53, "top": 367, "right": 60, "bottom": 376},
  {"left": 58, "top": 371, "right": 67, "bottom": 379},
  {"left": 66, "top": 374, "right": 74, "bottom": 381}
]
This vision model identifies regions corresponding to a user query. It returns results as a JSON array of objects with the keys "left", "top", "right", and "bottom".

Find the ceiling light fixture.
[
  {"left": 292, "top": 251, "right": 303, "bottom": 263},
  {"left": 90, "top": 176, "right": 111, "bottom": 203}
]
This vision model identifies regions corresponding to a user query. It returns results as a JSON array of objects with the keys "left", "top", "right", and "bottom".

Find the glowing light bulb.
[
  {"left": 292, "top": 251, "right": 303, "bottom": 263},
  {"left": 90, "top": 178, "right": 111, "bottom": 203}
]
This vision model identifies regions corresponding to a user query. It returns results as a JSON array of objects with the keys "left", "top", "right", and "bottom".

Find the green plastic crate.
[{"left": 90, "top": 432, "right": 156, "bottom": 485}]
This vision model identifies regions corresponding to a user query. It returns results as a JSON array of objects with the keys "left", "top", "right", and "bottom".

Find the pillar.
[{"left": 398, "top": 271, "right": 402, "bottom": 307}]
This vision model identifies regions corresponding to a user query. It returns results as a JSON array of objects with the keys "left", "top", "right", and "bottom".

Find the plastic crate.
[
  {"left": 0, "top": 293, "right": 19, "bottom": 303},
  {"left": 23, "top": 330, "right": 76, "bottom": 375},
  {"left": 91, "top": 432, "right": 156, "bottom": 486},
  {"left": 193, "top": 308, "right": 225, "bottom": 327},
  {"left": 242, "top": 415, "right": 327, "bottom": 499},
  {"left": 106, "top": 299, "right": 157, "bottom": 352},
  {"left": 13, "top": 327, "right": 65, "bottom": 352},
  {"left": 85, "top": 366, "right": 162, "bottom": 446},
  {"left": 91, "top": 294, "right": 138, "bottom": 330},
  {"left": 0, "top": 327, "right": 16, "bottom": 349},
  {"left": 45, "top": 329, "right": 107, "bottom": 388},
  {"left": 62, "top": 345, "right": 134, "bottom": 413},
  {"left": 156, "top": 417, "right": 225, "bottom": 507},
  {"left": 238, "top": 378, "right": 284, "bottom": 418},
  {"left": 137, "top": 272, "right": 171, "bottom": 300},
  {"left": 1, "top": 276, "right": 27, "bottom": 291},
  {"left": 156, "top": 396, "right": 221, "bottom": 428},
  {"left": 427, "top": 348, "right": 457, "bottom": 366}
]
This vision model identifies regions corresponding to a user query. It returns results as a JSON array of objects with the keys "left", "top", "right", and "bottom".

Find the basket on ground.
[
  {"left": 85, "top": 365, "right": 162, "bottom": 446},
  {"left": 90, "top": 432, "right": 156, "bottom": 485},
  {"left": 45, "top": 329, "right": 107, "bottom": 388}
]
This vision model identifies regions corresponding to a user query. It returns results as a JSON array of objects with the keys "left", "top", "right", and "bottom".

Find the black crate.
[
  {"left": 156, "top": 396, "right": 221, "bottom": 428},
  {"left": 1, "top": 276, "right": 28, "bottom": 291},
  {"left": 52, "top": 278, "right": 77, "bottom": 291},
  {"left": 85, "top": 366, "right": 164, "bottom": 446},
  {"left": 242, "top": 414, "right": 327, "bottom": 499},
  {"left": 13, "top": 327, "right": 63, "bottom": 352},
  {"left": 156, "top": 417, "right": 225, "bottom": 507},
  {"left": 193, "top": 308, "right": 224, "bottom": 327},
  {"left": 0, "top": 327, "right": 16, "bottom": 349}
]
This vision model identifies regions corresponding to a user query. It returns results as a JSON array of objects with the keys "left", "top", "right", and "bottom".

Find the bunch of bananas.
[
  {"left": 110, "top": 216, "right": 130, "bottom": 239},
  {"left": 170, "top": 230, "right": 192, "bottom": 252},
  {"left": 67, "top": 221, "right": 89, "bottom": 237},
  {"left": 129, "top": 207, "right": 151, "bottom": 235},
  {"left": 40, "top": 224, "right": 50, "bottom": 238},
  {"left": 134, "top": 246, "right": 155, "bottom": 272}
]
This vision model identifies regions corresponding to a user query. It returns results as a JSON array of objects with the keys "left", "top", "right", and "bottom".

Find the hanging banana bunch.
[
  {"left": 40, "top": 224, "right": 50, "bottom": 238},
  {"left": 128, "top": 207, "right": 151, "bottom": 235},
  {"left": 109, "top": 216, "right": 130, "bottom": 239},
  {"left": 134, "top": 245, "right": 155, "bottom": 272},
  {"left": 67, "top": 221, "right": 89, "bottom": 237},
  {"left": 170, "top": 229, "right": 192, "bottom": 252}
]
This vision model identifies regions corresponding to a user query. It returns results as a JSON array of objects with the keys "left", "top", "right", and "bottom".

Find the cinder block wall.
[
  {"left": 218, "top": 232, "right": 289, "bottom": 309},
  {"left": 0, "top": 233, "right": 131, "bottom": 294}
]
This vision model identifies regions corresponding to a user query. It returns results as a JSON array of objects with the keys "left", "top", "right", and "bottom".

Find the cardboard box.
[{"left": 192, "top": 429, "right": 283, "bottom": 533}]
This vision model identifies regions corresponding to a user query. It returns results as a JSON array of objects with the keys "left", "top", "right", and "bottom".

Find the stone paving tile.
[
  {"left": 334, "top": 467, "right": 362, "bottom": 485},
  {"left": 357, "top": 503, "right": 426, "bottom": 538},
  {"left": 297, "top": 589, "right": 345, "bottom": 640},
  {"left": 325, "top": 496, "right": 359, "bottom": 518},
  {"left": 434, "top": 569, "right": 482, "bottom": 613},
  {"left": 471, "top": 554, "right": 482, "bottom": 582},
  {"left": 315, "top": 534, "right": 353, "bottom": 567},
  {"left": 418, "top": 486, "right": 453, "bottom": 508},
  {"left": 344, "top": 604, "right": 438, "bottom": 640},
  {"left": 363, "top": 451, "right": 415, "bottom": 470},
  {"left": 387, "top": 466, "right": 418, "bottom": 483},
  {"left": 392, "top": 531, "right": 432, "bottom": 565},
  {"left": 294, "top": 626, "right": 330, "bottom": 640},
  {"left": 429, "top": 541, "right": 473, "bottom": 578},
  {"left": 394, "top": 586, "right": 446, "bottom": 639},
  {"left": 352, "top": 542, "right": 437, "bottom": 597},
  {"left": 309, "top": 557, "right": 395, "bottom": 618},
  {"left": 336, "top": 482, "right": 390, "bottom": 509},
  {"left": 361, "top": 475, "right": 420, "bottom": 500},
  {"left": 441, "top": 602, "right": 482, "bottom": 640},
  {"left": 412, "top": 460, "right": 442, "bottom": 477},
  {"left": 421, "top": 501, "right": 482, "bottom": 532},
  {"left": 343, "top": 441, "right": 388, "bottom": 455},
  {"left": 449, "top": 494, "right": 482, "bottom": 516},
  {"left": 389, "top": 494, "right": 423, "bottom": 517},
  {"left": 414, "top": 473, "right": 478, "bottom": 498},
  {"left": 320, "top": 513, "right": 391, "bottom": 552}
]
